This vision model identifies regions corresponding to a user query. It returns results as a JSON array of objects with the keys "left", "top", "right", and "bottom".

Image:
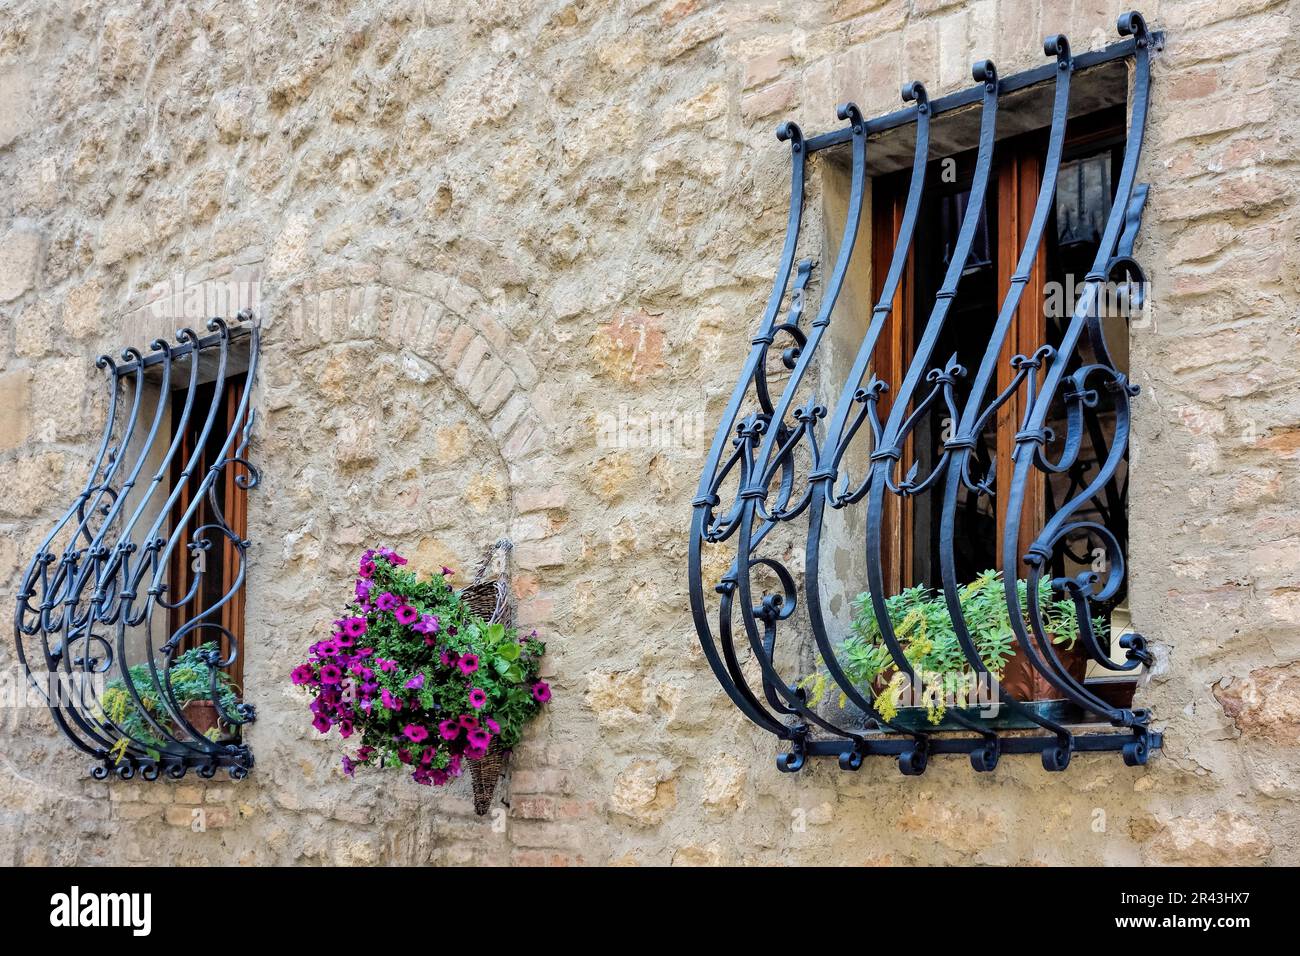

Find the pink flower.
[
  {"left": 319, "top": 663, "right": 343, "bottom": 685},
  {"left": 458, "top": 654, "right": 479, "bottom": 676},
  {"left": 358, "top": 557, "right": 375, "bottom": 578},
  {"left": 395, "top": 604, "right": 418, "bottom": 626},
  {"left": 464, "top": 746, "right": 487, "bottom": 760},
  {"left": 380, "top": 688, "right": 402, "bottom": 711},
  {"left": 312, "top": 715, "right": 331, "bottom": 734},
  {"left": 404, "top": 673, "right": 425, "bottom": 691},
  {"left": 441, "top": 566, "right": 454, "bottom": 577},
  {"left": 290, "top": 665, "right": 316, "bottom": 685},
  {"left": 375, "top": 658, "right": 397, "bottom": 673},
  {"left": 468, "top": 687, "right": 487, "bottom": 709},
  {"left": 342, "top": 617, "right": 367, "bottom": 639},
  {"left": 438, "top": 720, "right": 460, "bottom": 741},
  {"left": 467, "top": 727, "right": 491, "bottom": 750},
  {"left": 355, "top": 578, "right": 372, "bottom": 602},
  {"left": 532, "top": 681, "right": 551, "bottom": 703},
  {"left": 431, "top": 769, "right": 450, "bottom": 786},
  {"left": 413, "top": 613, "right": 439, "bottom": 635},
  {"left": 458, "top": 714, "right": 479, "bottom": 730},
  {"left": 486, "top": 717, "right": 501, "bottom": 734},
  {"left": 376, "top": 592, "right": 400, "bottom": 612},
  {"left": 403, "top": 724, "right": 429, "bottom": 743}
]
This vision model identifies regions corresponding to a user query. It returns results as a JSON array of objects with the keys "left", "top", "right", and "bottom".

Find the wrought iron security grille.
[
  {"left": 690, "top": 12, "right": 1162, "bottom": 775},
  {"left": 14, "top": 314, "right": 259, "bottom": 780}
]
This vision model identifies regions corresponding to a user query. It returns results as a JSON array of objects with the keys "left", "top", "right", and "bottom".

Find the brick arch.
[
  {"left": 266, "top": 278, "right": 547, "bottom": 470},
  {"left": 262, "top": 275, "right": 562, "bottom": 628}
]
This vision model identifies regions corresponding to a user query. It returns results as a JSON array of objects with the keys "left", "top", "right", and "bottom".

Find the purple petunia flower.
[
  {"left": 404, "top": 673, "right": 425, "bottom": 691},
  {"left": 531, "top": 681, "right": 551, "bottom": 703},
  {"left": 464, "top": 745, "right": 487, "bottom": 760},
  {"left": 438, "top": 719, "right": 459, "bottom": 741},
  {"left": 358, "top": 557, "right": 375, "bottom": 579},
  {"left": 376, "top": 592, "right": 400, "bottom": 612},
  {"left": 467, "top": 727, "right": 491, "bottom": 750},
  {"left": 355, "top": 578, "right": 373, "bottom": 602},
  {"left": 342, "top": 617, "right": 367, "bottom": 639},
  {"left": 441, "top": 566, "right": 454, "bottom": 578},
  {"left": 468, "top": 687, "right": 487, "bottom": 709},
  {"left": 319, "top": 663, "right": 343, "bottom": 685},
  {"left": 458, "top": 654, "right": 479, "bottom": 676},
  {"left": 403, "top": 723, "right": 429, "bottom": 743},
  {"left": 375, "top": 658, "right": 397, "bottom": 673},
  {"left": 486, "top": 716, "right": 501, "bottom": 734},
  {"left": 413, "top": 613, "right": 439, "bottom": 635},
  {"left": 431, "top": 769, "right": 450, "bottom": 786},
  {"left": 380, "top": 688, "right": 402, "bottom": 711},
  {"left": 341, "top": 755, "right": 356, "bottom": 777},
  {"left": 291, "top": 664, "right": 316, "bottom": 685},
  {"left": 312, "top": 714, "right": 331, "bottom": 734},
  {"left": 395, "top": 604, "right": 418, "bottom": 626}
]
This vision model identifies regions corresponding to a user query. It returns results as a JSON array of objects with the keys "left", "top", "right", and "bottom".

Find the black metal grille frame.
[
  {"left": 690, "top": 12, "right": 1163, "bottom": 775},
  {"left": 14, "top": 313, "right": 260, "bottom": 780}
]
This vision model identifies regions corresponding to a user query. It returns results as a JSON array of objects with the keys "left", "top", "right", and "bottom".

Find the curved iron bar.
[
  {"left": 998, "top": 12, "right": 1155, "bottom": 767},
  {"left": 731, "top": 104, "right": 878, "bottom": 766},
  {"left": 689, "top": 121, "right": 812, "bottom": 748},
  {"left": 13, "top": 314, "right": 259, "bottom": 779},
  {"left": 934, "top": 35, "right": 1082, "bottom": 771},
  {"left": 851, "top": 61, "right": 1004, "bottom": 773},
  {"left": 800, "top": 82, "right": 970, "bottom": 770}
]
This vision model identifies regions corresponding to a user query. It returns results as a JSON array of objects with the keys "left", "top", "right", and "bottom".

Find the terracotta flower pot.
[
  {"left": 181, "top": 699, "right": 221, "bottom": 737},
  {"left": 998, "top": 634, "right": 1088, "bottom": 701}
]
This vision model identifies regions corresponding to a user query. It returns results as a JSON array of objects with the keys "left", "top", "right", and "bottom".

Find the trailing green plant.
[
  {"left": 98, "top": 642, "right": 240, "bottom": 763},
  {"left": 799, "top": 570, "right": 1105, "bottom": 724}
]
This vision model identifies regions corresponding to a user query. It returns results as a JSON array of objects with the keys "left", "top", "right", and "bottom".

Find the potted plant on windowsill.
[
  {"left": 292, "top": 546, "right": 550, "bottom": 814},
  {"left": 99, "top": 642, "right": 244, "bottom": 763},
  {"left": 799, "top": 570, "right": 1101, "bottom": 728}
]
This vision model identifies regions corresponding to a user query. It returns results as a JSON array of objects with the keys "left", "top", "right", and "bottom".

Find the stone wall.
[{"left": 1, "top": 0, "right": 1297, "bottom": 865}]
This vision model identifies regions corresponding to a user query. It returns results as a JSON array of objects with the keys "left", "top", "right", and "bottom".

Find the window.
[
  {"left": 690, "top": 13, "right": 1160, "bottom": 775},
  {"left": 869, "top": 106, "right": 1131, "bottom": 701},
  {"left": 13, "top": 315, "right": 260, "bottom": 781},
  {"left": 167, "top": 372, "right": 250, "bottom": 693}
]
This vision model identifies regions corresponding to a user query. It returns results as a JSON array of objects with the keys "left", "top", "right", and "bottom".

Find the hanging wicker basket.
[
  {"left": 469, "top": 739, "right": 511, "bottom": 816},
  {"left": 457, "top": 539, "right": 514, "bottom": 815}
]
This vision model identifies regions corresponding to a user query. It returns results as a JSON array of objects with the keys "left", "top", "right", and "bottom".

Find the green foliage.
[
  {"left": 799, "top": 570, "right": 1105, "bottom": 724},
  {"left": 99, "top": 642, "right": 240, "bottom": 762},
  {"left": 295, "top": 549, "right": 550, "bottom": 787}
]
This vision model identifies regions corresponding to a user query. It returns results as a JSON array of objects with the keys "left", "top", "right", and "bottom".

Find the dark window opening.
[
  {"left": 869, "top": 106, "right": 1130, "bottom": 700},
  {"left": 167, "top": 372, "right": 249, "bottom": 693}
]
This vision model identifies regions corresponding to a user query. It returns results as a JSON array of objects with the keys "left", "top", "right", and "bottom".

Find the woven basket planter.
[{"left": 458, "top": 539, "right": 514, "bottom": 815}]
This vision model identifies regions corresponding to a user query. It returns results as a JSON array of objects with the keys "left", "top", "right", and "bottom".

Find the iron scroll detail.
[
  {"left": 14, "top": 313, "right": 260, "bottom": 780},
  {"left": 689, "top": 13, "right": 1163, "bottom": 774}
]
